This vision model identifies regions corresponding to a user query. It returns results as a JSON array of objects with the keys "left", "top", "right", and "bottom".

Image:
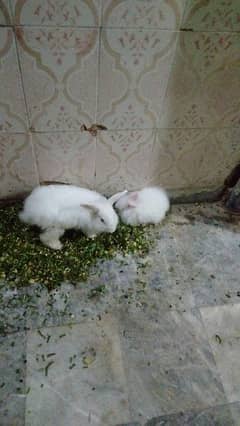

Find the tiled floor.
[{"left": 1, "top": 203, "right": 240, "bottom": 425}]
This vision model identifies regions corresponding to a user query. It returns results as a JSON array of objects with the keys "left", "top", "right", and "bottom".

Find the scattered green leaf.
[{"left": 0, "top": 203, "right": 151, "bottom": 290}]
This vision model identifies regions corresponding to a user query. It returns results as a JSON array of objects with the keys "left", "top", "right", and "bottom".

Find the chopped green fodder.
[{"left": 0, "top": 204, "right": 151, "bottom": 290}]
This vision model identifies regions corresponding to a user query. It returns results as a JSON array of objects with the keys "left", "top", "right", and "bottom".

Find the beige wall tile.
[
  {"left": 0, "top": 133, "right": 38, "bottom": 197},
  {"left": 12, "top": 0, "right": 101, "bottom": 26},
  {"left": 0, "top": 1, "right": 239, "bottom": 199},
  {"left": 148, "top": 128, "right": 240, "bottom": 191},
  {"left": 95, "top": 129, "right": 155, "bottom": 195},
  {"left": 33, "top": 132, "right": 96, "bottom": 188},
  {"left": 183, "top": 0, "right": 240, "bottom": 31},
  {"left": 97, "top": 29, "right": 177, "bottom": 130},
  {"left": 0, "top": 0, "right": 11, "bottom": 24},
  {"left": 0, "top": 28, "right": 28, "bottom": 132},
  {"left": 159, "top": 31, "right": 240, "bottom": 128},
  {"left": 16, "top": 27, "right": 98, "bottom": 131},
  {"left": 102, "top": 0, "right": 186, "bottom": 29}
]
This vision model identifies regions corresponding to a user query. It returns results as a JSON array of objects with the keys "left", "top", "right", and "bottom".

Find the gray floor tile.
[
  {"left": 0, "top": 332, "right": 27, "bottom": 426},
  {"left": 144, "top": 403, "right": 238, "bottom": 425},
  {"left": 25, "top": 315, "right": 131, "bottom": 426},
  {"left": 118, "top": 309, "right": 226, "bottom": 421},
  {"left": 1, "top": 202, "right": 240, "bottom": 424},
  {"left": 116, "top": 423, "right": 141, "bottom": 426},
  {"left": 229, "top": 402, "right": 240, "bottom": 425},
  {"left": 200, "top": 303, "right": 240, "bottom": 403},
  {"left": 0, "top": 221, "right": 194, "bottom": 337},
  {"left": 173, "top": 221, "right": 240, "bottom": 307}
]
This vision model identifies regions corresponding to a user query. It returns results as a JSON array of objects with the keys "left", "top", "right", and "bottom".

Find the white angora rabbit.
[
  {"left": 19, "top": 185, "right": 126, "bottom": 249},
  {"left": 114, "top": 187, "right": 170, "bottom": 226}
]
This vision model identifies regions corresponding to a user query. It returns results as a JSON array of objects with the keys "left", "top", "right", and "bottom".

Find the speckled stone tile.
[
  {"left": 1, "top": 203, "right": 239, "bottom": 338},
  {"left": 25, "top": 315, "right": 131, "bottom": 426},
  {"left": 230, "top": 402, "right": 240, "bottom": 426},
  {"left": 116, "top": 423, "right": 141, "bottom": 426},
  {"left": 200, "top": 303, "right": 240, "bottom": 404},
  {"left": 118, "top": 309, "right": 226, "bottom": 421},
  {"left": 1, "top": 203, "right": 240, "bottom": 425},
  {"left": 171, "top": 210, "right": 240, "bottom": 307},
  {"left": 0, "top": 332, "right": 27, "bottom": 426},
  {"left": 144, "top": 403, "right": 240, "bottom": 425},
  {"left": 0, "top": 217, "right": 194, "bottom": 336},
  {"left": 24, "top": 225, "right": 193, "bottom": 331}
]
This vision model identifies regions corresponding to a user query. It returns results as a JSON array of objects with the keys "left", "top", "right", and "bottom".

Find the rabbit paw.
[
  {"left": 40, "top": 238, "right": 63, "bottom": 250},
  {"left": 87, "top": 234, "right": 96, "bottom": 240},
  {"left": 40, "top": 228, "right": 64, "bottom": 250},
  {"left": 47, "top": 240, "right": 63, "bottom": 250}
]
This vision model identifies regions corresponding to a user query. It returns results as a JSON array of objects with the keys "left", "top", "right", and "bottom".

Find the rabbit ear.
[
  {"left": 81, "top": 204, "right": 99, "bottom": 215},
  {"left": 108, "top": 190, "right": 128, "bottom": 205},
  {"left": 128, "top": 192, "right": 138, "bottom": 207}
]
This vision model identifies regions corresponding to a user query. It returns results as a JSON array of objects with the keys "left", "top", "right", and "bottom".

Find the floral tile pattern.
[
  {"left": 33, "top": 132, "right": 96, "bottom": 188},
  {"left": 0, "top": 0, "right": 11, "bottom": 24},
  {"left": 0, "top": 28, "right": 28, "bottom": 133},
  {"left": 148, "top": 128, "right": 240, "bottom": 191},
  {"left": 159, "top": 31, "right": 240, "bottom": 129},
  {"left": 97, "top": 29, "right": 178, "bottom": 130},
  {"left": 95, "top": 130, "right": 155, "bottom": 195},
  {"left": 102, "top": 0, "right": 187, "bottom": 29},
  {"left": 11, "top": 0, "right": 101, "bottom": 26},
  {"left": 16, "top": 27, "right": 98, "bottom": 131},
  {"left": 0, "top": 0, "right": 240, "bottom": 198},
  {"left": 0, "top": 133, "right": 39, "bottom": 198},
  {"left": 183, "top": 0, "right": 240, "bottom": 31}
]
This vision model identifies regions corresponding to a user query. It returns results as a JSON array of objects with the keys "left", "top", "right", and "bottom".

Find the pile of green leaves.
[{"left": 0, "top": 204, "right": 150, "bottom": 290}]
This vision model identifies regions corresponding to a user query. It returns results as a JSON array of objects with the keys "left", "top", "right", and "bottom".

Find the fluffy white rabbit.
[
  {"left": 114, "top": 187, "right": 170, "bottom": 225},
  {"left": 19, "top": 185, "right": 126, "bottom": 250}
]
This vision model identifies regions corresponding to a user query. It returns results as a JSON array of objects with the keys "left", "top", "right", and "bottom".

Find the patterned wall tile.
[
  {"left": 95, "top": 130, "right": 155, "bottom": 195},
  {"left": 183, "top": 0, "right": 240, "bottom": 31},
  {"left": 97, "top": 29, "right": 177, "bottom": 130},
  {"left": 33, "top": 132, "right": 96, "bottom": 188},
  {"left": 16, "top": 27, "right": 98, "bottom": 132},
  {"left": 148, "top": 128, "right": 240, "bottom": 191},
  {"left": 0, "top": 28, "right": 28, "bottom": 132},
  {"left": 0, "top": 0, "right": 11, "bottom": 24},
  {"left": 102, "top": 0, "right": 186, "bottom": 29},
  {"left": 159, "top": 31, "right": 240, "bottom": 129},
  {"left": 0, "top": 133, "right": 38, "bottom": 198},
  {"left": 12, "top": 0, "right": 101, "bottom": 26}
]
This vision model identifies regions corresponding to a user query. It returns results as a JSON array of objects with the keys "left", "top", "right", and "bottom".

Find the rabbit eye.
[{"left": 100, "top": 218, "right": 105, "bottom": 223}]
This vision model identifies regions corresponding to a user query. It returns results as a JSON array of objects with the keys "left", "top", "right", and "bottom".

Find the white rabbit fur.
[
  {"left": 115, "top": 187, "right": 170, "bottom": 225},
  {"left": 19, "top": 185, "right": 126, "bottom": 250}
]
